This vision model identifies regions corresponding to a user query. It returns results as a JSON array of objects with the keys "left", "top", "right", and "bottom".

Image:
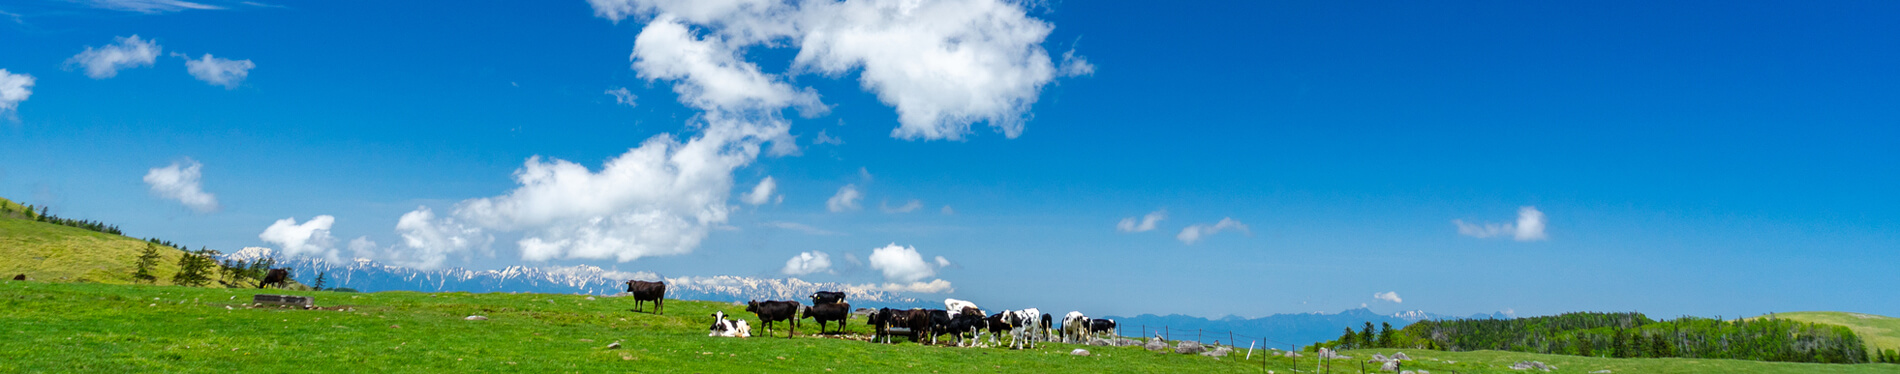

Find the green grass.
[
  {"left": 4, "top": 281, "right": 1897, "bottom": 373},
  {"left": 1755, "top": 311, "right": 1900, "bottom": 356},
  {"left": 0, "top": 198, "right": 193, "bottom": 285}
]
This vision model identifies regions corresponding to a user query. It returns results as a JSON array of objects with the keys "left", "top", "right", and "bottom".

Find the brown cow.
[
  {"left": 258, "top": 268, "right": 291, "bottom": 289},
  {"left": 625, "top": 280, "right": 666, "bottom": 314}
]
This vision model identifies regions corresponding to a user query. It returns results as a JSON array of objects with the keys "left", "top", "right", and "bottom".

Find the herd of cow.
[{"left": 627, "top": 280, "right": 1117, "bottom": 348}]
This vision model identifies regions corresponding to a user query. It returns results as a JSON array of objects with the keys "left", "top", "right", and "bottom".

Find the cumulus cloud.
[
  {"left": 933, "top": 255, "right": 950, "bottom": 268},
  {"left": 867, "top": 243, "right": 936, "bottom": 283},
  {"left": 388, "top": 206, "right": 492, "bottom": 270},
  {"left": 1374, "top": 291, "right": 1403, "bottom": 303},
  {"left": 0, "top": 70, "right": 34, "bottom": 121},
  {"left": 1454, "top": 206, "right": 1547, "bottom": 242},
  {"left": 880, "top": 199, "right": 922, "bottom": 213},
  {"left": 259, "top": 215, "right": 338, "bottom": 260},
  {"left": 181, "top": 53, "right": 254, "bottom": 89},
  {"left": 142, "top": 158, "right": 219, "bottom": 212},
  {"left": 1176, "top": 217, "right": 1249, "bottom": 245},
  {"left": 780, "top": 251, "right": 833, "bottom": 275},
  {"left": 876, "top": 279, "right": 953, "bottom": 293},
  {"left": 605, "top": 87, "right": 638, "bottom": 107},
  {"left": 741, "top": 176, "right": 779, "bottom": 205},
  {"left": 1116, "top": 209, "right": 1166, "bottom": 233},
  {"left": 587, "top": 0, "right": 1084, "bottom": 141},
  {"left": 87, "top": 0, "right": 221, "bottom": 13},
  {"left": 66, "top": 35, "right": 161, "bottom": 79},
  {"left": 347, "top": 236, "right": 378, "bottom": 260},
  {"left": 826, "top": 184, "right": 862, "bottom": 212},
  {"left": 631, "top": 15, "right": 824, "bottom": 116}
]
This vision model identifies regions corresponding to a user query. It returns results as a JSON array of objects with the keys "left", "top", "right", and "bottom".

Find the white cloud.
[
  {"left": 347, "top": 236, "right": 378, "bottom": 260},
  {"left": 182, "top": 53, "right": 254, "bottom": 89},
  {"left": 0, "top": 69, "right": 33, "bottom": 121},
  {"left": 1116, "top": 209, "right": 1166, "bottom": 233},
  {"left": 87, "top": 0, "right": 221, "bottom": 13},
  {"left": 868, "top": 243, "right": 935, "bottom": 283},
  {"left": 876, "top": 279, "right": 953, "bottom": 293},
  {"left": 741, "top": 176, "right": 778, "bottom": 205},
  {"left": 762, "top": 221, "right": 838, "bottom": 236},
  {"left": 826, "top": 184, "right": 862, "bottom": 212},
  {"left": 812, "top": 129, "right": 843, "bottom": 145},
  {"left": 389, "top": 206, "right": 491, "bottom": 270},
  {"left": 259, "top": 215, "right": 338, "bottom": 260},
  {"left": 780, "top": 250, "right": 833, "bottom": 275},
  {"left": 606, "top": 87, "right": 638, "bottom": 107},
  {"left": 1176, "top": 217, "right": 1249, "bottom": 245},
  {"left": 1374, "top": 291, "right": 1403, "bottom": 304},
  {"left": 587, "top": 0, "right": 1083, "bottom": 141},
  {"left": 1514, "top": 206, "right": 1547, "bottom": 241},
  {"left": 858, "top": 167, "right": 874, "bottom": 182},
  {"left": 933, "top": 255, "right": 950, "bottom": 268},
  {"left": 1454, "top": 206, "right": 1547, "bottom": 242},
  {"left": 142, "top": 158, "right": 218, "bottom": 212},
  {"left": 880, "top": 199, "right": 922, "bottom": 213},
  {"left": 940, "top": 205, "right": 955, "bottom": 215},
  {"left": 66, "top": 35, "right": 161, "bottom": 79}
]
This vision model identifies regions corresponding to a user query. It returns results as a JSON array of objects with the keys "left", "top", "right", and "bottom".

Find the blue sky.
[{"left": 1, "top": 0, "right": 1895, "bottom": 319}]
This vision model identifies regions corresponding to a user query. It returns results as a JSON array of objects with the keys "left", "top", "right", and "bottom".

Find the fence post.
[
  {"left": 1230, "top": 331, "right": 1235, "bottom": 348},
  {"left": 1198, "top": 329, "right": 1203, "bottom": 344},
  {"left": 1165, "top": 326, "right": 1170, "bottom": 342}
]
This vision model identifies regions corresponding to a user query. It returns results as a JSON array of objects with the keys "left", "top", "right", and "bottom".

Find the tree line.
[
  {"left": 1315, "top": 312, "right": 1874, "bottom": 364},
  {"left": 2, "top": 203, "right": 124, "bottom": 236}
]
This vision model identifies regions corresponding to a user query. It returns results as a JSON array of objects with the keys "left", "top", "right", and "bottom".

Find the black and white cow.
[
  {"left": 1001, "top": 308, "right": 1042, "bottom": 349},
  {"left": 810, "top": 291, "right": 846, "bottom": 305},
  {"left": 1062, "top": 311, "right": 1091, "bottom": 343},
  {"left": 1087, "top": 318, "right": 1117, "bottom": 339},
  {"left": 708, "top": 311, "right": 752, "bottom": 338}
]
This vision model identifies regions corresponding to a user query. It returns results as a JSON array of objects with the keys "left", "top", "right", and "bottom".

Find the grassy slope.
[
  {"left": 1756, "top": 311, "right": 1900, "bottom": 355},
  {"left": 4, "top": 281, "right": 1896, "bottom": 373},
  {"left": 0, "top": 198, "right": 191, "bottom": 285}
]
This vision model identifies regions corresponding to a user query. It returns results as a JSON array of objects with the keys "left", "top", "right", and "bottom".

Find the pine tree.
[
  {"left": 313, "top": 272, "right": 327, "bottom": 291},
  {"left": 1577, "top": 336, "right": 1595, "bottom": 357},
  {"left": 1378, "top": 322, "right": 1395, "bottom": 348},
  {"left": 133, "top": 243, "right": 161, "bottom": 283},
  {"left": 1339, "top": 328, "right": 1358, "bottom": 349},
  {"left": 38, "top": 206, "right": 49, "bottom": 222},
  {"left": 1359, "top": 322, "right": 1375, "bottom": 348},
  {"left": 1650, "top": 333, "right": 1673, "bottom": 357},
  {"left": 1612, "top": 329, "right": 1630, "bottom": 358},
  {"left": 172, "top": 250, "right": 213, "bottom": 287}
]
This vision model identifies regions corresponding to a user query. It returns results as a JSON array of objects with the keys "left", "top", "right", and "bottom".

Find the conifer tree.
[
  {"left": 133, "top": 243, "right": 161, "bottom": 283},
  {"left": 1359, "top": 322, "right": 1375, "bottom": 348},
  {"left": 1339, "top": 328, "right": 1357, "bottom": 349},
  {"left": 1378, "top": 322, "right": 1396, "bottom": 348},
  {"left": 313, "top": 272, "right": 327, "bottom": 291}
]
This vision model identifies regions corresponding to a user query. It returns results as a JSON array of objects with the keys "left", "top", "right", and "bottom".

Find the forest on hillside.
[{"left": 1315, "top": 312, "right": 1877, "bottom": 364}]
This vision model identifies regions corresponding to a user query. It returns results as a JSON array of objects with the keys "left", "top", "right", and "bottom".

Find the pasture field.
[
  {"left": 1757, "top": 311, "right": 1900, "bottom": 356},
  {"left": 0, "top": 208, "right": 193, "bottom": 285},
  {"left": 4, "top": 281, "right": 1898, "bottom": 373}
]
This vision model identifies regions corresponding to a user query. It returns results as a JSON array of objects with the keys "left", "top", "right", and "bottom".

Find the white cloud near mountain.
[
  {"left": 181, "top": 53, "right": 254, "bottom": 89},
  {"left": 1374, "top": 291, "right": 1402, "bottom": 303},
  {"left": 826, "top": 184, "right": 862, "bottom": 212},
  {"left": 259, "top": 215, "right": 338, "bottom": 260},
  {"left": 142, "top": 158, "right": 219, "bottom": 212},
  {"left": 0, "top": 69, "right": 32, "bottom": 121},
  {"left": 67, "top": 35, "right": 161, "bottom": 79},
  {"left": 742, "top": 176, "right": 779, "bottom": 205},
  {"left": 780, "top": 251, "right": 833, "bottom": 275},
  {"left": 1177, "top": 217, "right": 1248, "bottom": 244},
  {"left": 1117, "top": 209, "right": 1166, "bottom": 232},
  {"left": 868, "top": 243, "right": 943, "bottom": 283},
  {"left": 1454, "top": 206, "right": 1547, "bottom": 242}
]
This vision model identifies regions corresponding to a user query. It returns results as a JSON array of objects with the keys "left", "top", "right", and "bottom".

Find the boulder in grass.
[
  {"left": 1590, "top": 370, "right": 1611, "bottom": 374},
  {"left": 1200, "top": 347, "right": 1232, "bottom": 357},
  {"left": 1372, "top": 353, "right": 1389, "bottom": 362},
  {"left": 1380, "top": 360, "right": 1399, "bottom": 372},
  {"left": 1070, "top": 349, "right": 1090, "bottom": 356},
  {"left": 1391, "top": 352, "right": 1411, "bottom": 361},
  {"left": 1174, "top": 341, "right": 1206, "bottom": 354},
  {"left": 465, "top": 315, "right": 489, "bottom": 321},
  {"left": 1145, "top": 339, "right": 1170, "bottom": 352}
]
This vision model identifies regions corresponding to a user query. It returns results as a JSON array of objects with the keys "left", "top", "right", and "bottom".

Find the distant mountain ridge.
[
  {"left": 1106, "top": 308, "right": 1514, "bottom": 348},
  {"left": 230, "top": 248, "right": 931, "bottom": 308}
]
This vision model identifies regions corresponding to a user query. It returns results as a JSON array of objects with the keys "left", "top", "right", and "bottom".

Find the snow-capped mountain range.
[{"left": 225, "top": 248, "right": 932, "bottom": 307}]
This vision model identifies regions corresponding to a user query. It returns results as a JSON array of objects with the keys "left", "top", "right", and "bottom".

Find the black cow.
[
  {"left": 746, "top": 300, "right": 802, "bottom": 338},
  {"left": 11, "top": 274, "right": 23, "bottom": 281},
  {"left": 926, "top": 309, "right": 955, "bottom": 345},
  {"left": 943, "top": 312, "right": 989, "bottom": 347},
  {"left": 867, "top": 308, "right": 894, "bottom": 343},
  {"left": 983, "top": 312, "right": 1016, "bottom": 346},
  {"left": 1040, "top": 313, "right": 1054, "bottom": 342},
  {"left": 625, "top": 280, "right": 666, "bottom": 314},
  {"left": 258, "top": 268, "right": 291, "bottom": 289},
  {"left": 809, "top": 291, "right": 846, "bottom": 305},
  {"left": 1088, "top": 318, "right": 1117, "bottom": 338},
  {"left": 894, "top": 309, "right": 932, "bottom": 344},
  {"left": 802, "top": 301, "right": 851, "bottom": 334}
]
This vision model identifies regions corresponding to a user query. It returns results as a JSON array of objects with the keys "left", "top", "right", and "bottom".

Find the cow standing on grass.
[
  {"left": 803, "top": 302, "right": 852, "bottom": 335},
  {"left": 258, "top": 268, "right": 291, "bottom": 289},
  {"left": 1062, "top": 311, "right": 1091, "bottom": 343},
  {"left": 1087, "top": 318, "right": 1117, "bottom": 340},
  {"left": 746, "top": 300, "right": 802, "bottom": 338},
  {"left": 625, "top": 280, "right": 666, "bottom": 314}
]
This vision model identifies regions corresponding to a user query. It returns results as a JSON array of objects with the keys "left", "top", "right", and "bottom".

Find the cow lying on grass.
[{"left": 708, "top": 311, "right": 751, "bottom": 338}]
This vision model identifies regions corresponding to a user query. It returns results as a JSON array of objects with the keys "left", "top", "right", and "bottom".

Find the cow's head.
[{"left": 744, "top": 300, "right": 758, "bottom": 313}]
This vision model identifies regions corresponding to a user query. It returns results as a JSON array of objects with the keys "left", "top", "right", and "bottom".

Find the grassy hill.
[
  {"left": 1757, "top": 311, "right": 1900, "bottom": 356},
  {"left": 4, "top": 281, "right": 1896, "bottom": 373},
  {"left": 0, "top": 197, "right": 194, "bottom": 285}
]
